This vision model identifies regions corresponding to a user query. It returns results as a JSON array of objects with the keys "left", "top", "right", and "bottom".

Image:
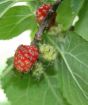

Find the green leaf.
[
  {"left": 0, "top": 6, "right": 37, "bottom": 39},
  {"left": 0, "top": 0, "right": 15, "bottom": 18},
  {"left": 1, "top": 64, "right": 69, "bottom": 105},
  {"left": 75, "top": 1, "right": 88, "bottom": 41},
  {"left": 57, "top": 0, "right": 84, "bottom": 30},
  {"left": 0, "top": 102, "right": 10, "bottom": 105},
  {"left": 48, "top": 31, "right": 88, "bottom": 105}
]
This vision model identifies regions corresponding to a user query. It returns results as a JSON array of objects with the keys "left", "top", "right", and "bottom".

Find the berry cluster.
[{"left": 14, "top": 3, "right": 58, "bottom": 80}]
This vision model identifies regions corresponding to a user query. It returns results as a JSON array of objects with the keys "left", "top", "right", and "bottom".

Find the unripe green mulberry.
[
  {"left": 32, "top": 63, "right": 44, "bottom": 80},
  {"left": 48, "top": 24, "right": 63, "bottom": 36},
  {"left": 39, "top": 44, "right": 57, "bottom": 61}
]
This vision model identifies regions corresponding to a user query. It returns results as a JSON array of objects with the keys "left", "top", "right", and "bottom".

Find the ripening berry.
[
  {"left": 14, "top": 45, "right": 39, "bottom": 73},
  {"left": 36, "top": 4, "right": 52, "bottom": 24}
]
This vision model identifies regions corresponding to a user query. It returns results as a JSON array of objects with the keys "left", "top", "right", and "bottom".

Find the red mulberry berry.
[
  {"left": 36, "top": 4, "right": 52, "bottom": 24},
  {"left": 14, "top": 45, "right": 39, "bottom": 73}
]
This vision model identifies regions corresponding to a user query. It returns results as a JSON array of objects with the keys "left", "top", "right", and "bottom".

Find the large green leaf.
[
  {"left": 0, "top": 5, "right": 37, "bottom": 39},
  {"left": 1, "top": 64, "right": 69, "bottom": 105},
  {"left": 75, "top": 1, "right": 88, "bottom": 41},
  {"left": 48, "top": 31, "right": 88, "bottom": 105},
  {"left": 57, "top": 0, "right": 84, "bottom": 30}
]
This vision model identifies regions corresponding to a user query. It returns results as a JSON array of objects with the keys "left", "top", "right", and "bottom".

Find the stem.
[
  {"left": 52, "top": 0, "right": 61, "bottom": 11},
  {"left": 35, "top": 0, "right": 62, "bottom": 41}
]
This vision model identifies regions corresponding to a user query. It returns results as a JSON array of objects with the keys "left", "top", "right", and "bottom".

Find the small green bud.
[
  {"left": 39, "top": 44, "right": 57, "bottom": 61},
  {"left": 48, "top": 24, "right": 63, "bottom": 36},
  {"left": 32, "top": 63, "right": 44, "bottom": 80}
]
